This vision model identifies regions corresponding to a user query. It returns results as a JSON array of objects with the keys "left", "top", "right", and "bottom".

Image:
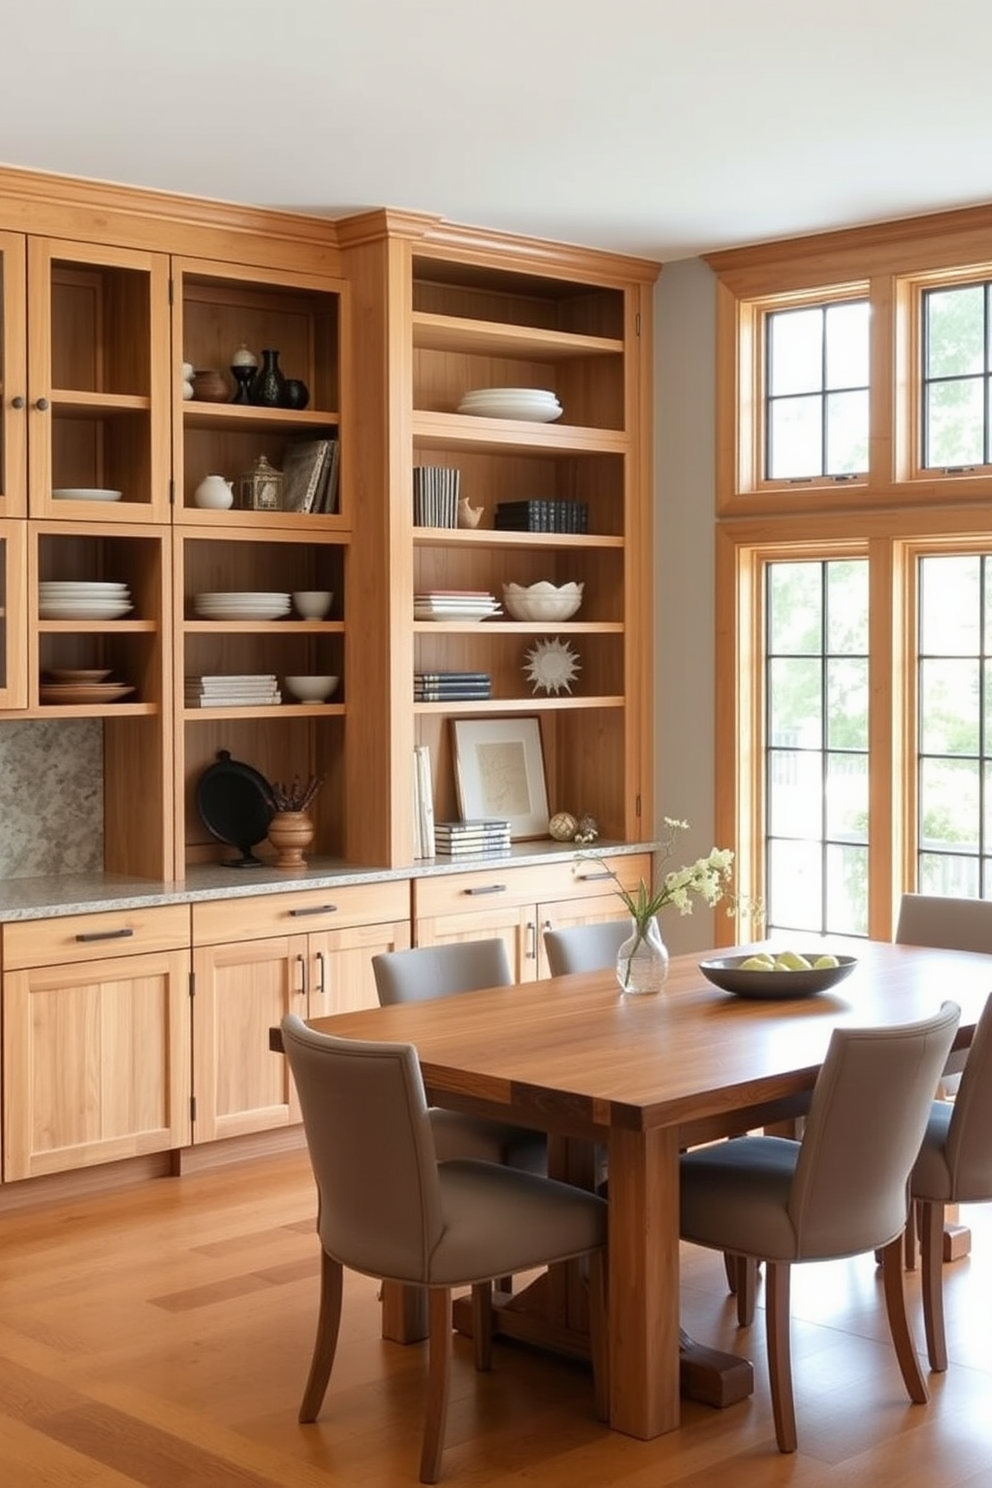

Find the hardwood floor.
[{"left": 1, "top": 1152, "right": 991, "bottom": 1485}]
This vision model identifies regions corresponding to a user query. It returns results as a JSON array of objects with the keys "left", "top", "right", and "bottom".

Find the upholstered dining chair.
[
  {"left": 679, "top": 1001, "right": 961, "bottom": 1453},
  {"left": 371, "top": 940, "right": 546, "bottom": 1174},
  {"left": 895, "top": 892, "right": 992, "bottom": 1092},
  {"left": 281, "top": 1014, "right": 609, "bottom": 1483},
  {"left": 911, "top": 991, "right": 992, "bottom": 1371},
  {"left": 543, "top": 919, "right": 629, "bottom": 977}
]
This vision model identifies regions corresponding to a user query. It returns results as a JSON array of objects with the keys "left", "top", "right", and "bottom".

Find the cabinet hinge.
[
  {"left": 635, "top": 793, "right": 642, "bottom": 818},
  {"left": 635, "top": 312, "right": 641, "bottom": 336},
  {"left": 168, "top": 278, "right": 174, "bottom": 306},
  {"left": 190, "top": 1095, "right": 196, "bottom": 1123},
  {"left": 188, "top": 970, "right": 195, "bottom": 998},
  {"left": 169, "top": 477, "right": 175, "bottom": 506}
]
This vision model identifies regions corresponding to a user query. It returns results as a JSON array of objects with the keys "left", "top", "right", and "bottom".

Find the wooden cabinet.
[
  {"left": 189, "top": 882, "right": 410, "bottom": 1140},
  {"left": 0, "top": 519, "right": 27, "bottom": 706},
  {"left": 341, "top": 215, "right": 657, "bottom": 868},
  {"left": 412, "top": 853, "right": 651, "bottom": 981},
  {"left": 1, "top": 905, "right": 191, "bottom": 1180},
  {"left": 169, "top": 258, "right": 352, "bottom": 872}
]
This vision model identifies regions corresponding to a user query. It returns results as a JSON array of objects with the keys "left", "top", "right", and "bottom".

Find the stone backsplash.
[{"left": 0, "top": 720, "right": 103, "bottom": 877}]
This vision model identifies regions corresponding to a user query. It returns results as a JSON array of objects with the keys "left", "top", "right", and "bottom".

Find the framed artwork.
[{"left": 451, "top": 716, "right": 550, "bottom": 840}]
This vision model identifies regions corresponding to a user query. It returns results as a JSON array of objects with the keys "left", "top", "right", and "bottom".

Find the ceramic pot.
[
  {"left": 616, "top": 915, "right": 670, "bottom": 994},
  {"left": 283, "top": 377, "right": 310, "bottom": 410},
  {"left": 191, "top": 368, "right": 229, "bottom": 403},
  {"left": 249, "top": 348, "right": 288, "bottom": 408},
  {"left": 267, "top": 810, "right": 315, "bottom": 869},
  {"left": 192, "top": 474, "right": 234, "bottom": 510}
]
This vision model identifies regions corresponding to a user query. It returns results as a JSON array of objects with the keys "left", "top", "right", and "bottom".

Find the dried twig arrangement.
[{"left": 270, "top": 774, "right": 324, "bottom": 813}]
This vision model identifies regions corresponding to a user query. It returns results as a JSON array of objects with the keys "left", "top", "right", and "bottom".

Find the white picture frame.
[{"left": 451, "top": 717, "right": 550, "bottom": 840}]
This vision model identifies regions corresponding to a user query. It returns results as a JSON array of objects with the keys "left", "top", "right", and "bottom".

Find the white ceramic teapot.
[{"left": 193, "top": 474, "right": 234, "bottom": 510}]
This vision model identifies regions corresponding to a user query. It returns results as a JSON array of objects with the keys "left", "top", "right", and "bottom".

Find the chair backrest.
[
  {"left": 944, "top": 992, "right": 992, "bottom": 1197},
  {"left": 789, "top": 1001, "right": 960, "bottom": 1257},
  {"left": 372, "top": 938, "right": 512, "bottom": 1006},
  {"left": 895, "top": 893, "right": 992, "bottom": 953},
  {"left": 280, "top": 1013, "right": 443, "bottom": 1283},
  {"left": 543, "top": 919, "right": 630, "bottom": 976}
]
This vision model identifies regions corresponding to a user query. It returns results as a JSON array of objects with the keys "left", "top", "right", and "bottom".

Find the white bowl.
[
  {"left": 284, "top": 674, "right": 339, "bottom": 702},
  {"left": 292, "top": 590, "right": 334, "bottom": 619},
  {"left": 502, "top": 581, "right": 583, "bottom": 622}
]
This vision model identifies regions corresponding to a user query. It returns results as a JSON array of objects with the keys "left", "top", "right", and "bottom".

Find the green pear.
[
  {"left": 813, "top": 954, "right": 839, "bottom": 969},
  {"left": 739, "top": 954, "right": 774, "bottom": 971},
  {"left": 775, "top": 950, "right": 812, "bottom": 971}
]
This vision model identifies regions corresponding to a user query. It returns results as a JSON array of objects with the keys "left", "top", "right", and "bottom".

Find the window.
[
  {"left": 765, "top": 559, "right": 870, "bottom": 934},
  {"left": 765, "top": 300, "right": 870, "bottom": 481},
  {"left": 917, "top": 553, "right": 992, "bottom": 894},
  {"left": 922, "top": 281, "right": 992, "bottom": 470}
]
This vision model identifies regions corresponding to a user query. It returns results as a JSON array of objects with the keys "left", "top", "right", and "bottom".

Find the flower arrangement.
[{"left": 588, "top": 818, "right": 760, "bottom": 988}]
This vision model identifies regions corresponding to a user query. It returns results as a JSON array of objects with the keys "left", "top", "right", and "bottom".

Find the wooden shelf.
[
  {"left": 412, "top": 411, "right": 629, "bottom": 455},
  {"left": 412, "top": 311, "right": 623, "bottom": 360}
]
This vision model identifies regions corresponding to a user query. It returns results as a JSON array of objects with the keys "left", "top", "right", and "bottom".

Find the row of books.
[
  {"left": 494, "top": 499, "right": 589, "bottom": 533},
  {"left": 412, "top": 743, "right": 436, "bottom": 858},
  {"left": 281, "top": 437, "right": 341, "bottom": 514},
  {"left": 415, "top": 671, "right": 492, "bottom": 701},
  {"left": 185, "top": 674, "right": 281, "bottom": 707},
  {"left": 434, "top": 818, "right": 511, "bottom": 857},
  {"left": 413, "top": 465, "right": 460, "bottom": 528}
]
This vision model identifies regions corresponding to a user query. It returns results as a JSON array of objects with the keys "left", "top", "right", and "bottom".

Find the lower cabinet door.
[{"left": 2, "top": 948, "right": 192, "bottom": 1181}]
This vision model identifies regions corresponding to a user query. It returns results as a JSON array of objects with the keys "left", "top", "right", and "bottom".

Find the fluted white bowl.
[{"left": 502, "top": 581, "right": 583, "bottom": 622}]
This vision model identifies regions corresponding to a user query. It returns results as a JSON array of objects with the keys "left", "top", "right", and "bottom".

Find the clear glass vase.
[{"left": 616, "top": 915, "right": 670, "bottom": 994}]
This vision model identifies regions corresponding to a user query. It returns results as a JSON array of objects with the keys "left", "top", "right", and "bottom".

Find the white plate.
[
  {"left": 460, "top": 388, "right": 559, "bottom": 401},
  {"left": 457, "top": 400, "right": 563, "bottom": 423},
  {"left": 195, "top": 592, "right": 290, "bottom": 603},
  {"left": 39, "top": 602, "right": 134, "bottom": 620},
  {"left": 52, "top": 488, "right": 123, "bottom": 502},
  {"left": 416, "top": 607, "right": 502, "bottom": 622},
  {"left": 194, "top": 607, "right": 290, "bottom": 621}
]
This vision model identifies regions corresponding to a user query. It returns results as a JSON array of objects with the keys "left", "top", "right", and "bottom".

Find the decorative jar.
[
  {"left": 616, "top": 915, "right": 670, "bottom": 995},
  {"left": 238, "top": 454, "right": 283, "bottom": 511},
  {"left": 249, "top": 347, "right": 288, "bottom": 407},
  {"left": 267, "top": 810, "right": 315, "bottom": 869}
]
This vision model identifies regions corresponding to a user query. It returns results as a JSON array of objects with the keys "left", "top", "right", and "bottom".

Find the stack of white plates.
[
  {"left": 193, "top": 591, "right": 291, "bottom": 621},
  {"left": 52, "top": 488, "right": 123, "bottom": 503},
  {"left": 456, "top": 387, "right": 563, "bottom": 422},
  {"left": 39, "top": 580, "right": 133, "bottom": 620},
  {"left": 414, "top": 590, "right": 502, "bottom": 623}
]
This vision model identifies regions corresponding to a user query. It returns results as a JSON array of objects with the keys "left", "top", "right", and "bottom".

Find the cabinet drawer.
[
  {"left": 3, "top": 903, "right": 191, "bottom": 970},
  {"left": 191, "top": 880, "right": 411, "bottom": 945},
  {"left": 414, "top": 853, "right": 652, "bottom": 919}
]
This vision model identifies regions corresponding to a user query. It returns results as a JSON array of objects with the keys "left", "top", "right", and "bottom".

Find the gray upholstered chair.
[
  {"left": 895, "top": 892, "right": 992, "bottom": 1091},
  {"left": 911, "top": 992, "right": 992, "bottom": 1371},
  {"left": 679, "top": 1001, "right": 961, "bottom": 1453},
  {"left": 372, "top": 940, "right": 546, "bottom": 1173},
  {"left": 543, "top": 919, "right": 629, "bottom": 977},
  {"left": 281, "top": 1014, "right": 608, "bottom": 1483}
]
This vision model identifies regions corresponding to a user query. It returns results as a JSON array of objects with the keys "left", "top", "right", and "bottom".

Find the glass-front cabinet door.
[{"left": 0, "top": 231, "right": 27, "bottom": 517}]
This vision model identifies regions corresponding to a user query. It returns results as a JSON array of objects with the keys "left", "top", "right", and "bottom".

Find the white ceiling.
[{"left": 7, "top": 1, "right": 992, "bottom": 263}]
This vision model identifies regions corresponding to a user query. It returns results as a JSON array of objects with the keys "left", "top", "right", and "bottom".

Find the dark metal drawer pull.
[
  {"left": 576, "top": 870, "right": 613, "bottom": 881},
  {"left": 75, "top": 927, "right": 135, "bottom": 943},
  {"left": 288, "top": 904, "right": 338, "bottom": 917},
  {"left": 464, "top": 884, "right": 507, "bottom": 896}
]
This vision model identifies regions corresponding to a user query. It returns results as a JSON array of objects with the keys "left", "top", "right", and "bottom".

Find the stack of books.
[
  {"left": 413, "top": 466, "right": 460, "bottom": 527},
  {"left": 434, "top": 819, "right": 512, "bottom": 856},
  {"left": 494, "top": 499, "right": 588, "bottom": 533},
  {"left": 280, "top": 437, "right": 340, "bottom": 514},
  {"left": 415, "top": 671, "right": 492, "bottom": 702},
  {"left": 185, "top": 674, "right": 281, "bottom": 707}
]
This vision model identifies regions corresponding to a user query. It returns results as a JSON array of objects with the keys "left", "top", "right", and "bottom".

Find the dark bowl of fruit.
[{"left": 697, "top": 950, "right": 858, "bottom": 999}]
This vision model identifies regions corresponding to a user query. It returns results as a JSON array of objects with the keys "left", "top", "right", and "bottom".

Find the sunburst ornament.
[{"left": 524, "top": 637, "right": 581, "bottom": 695}]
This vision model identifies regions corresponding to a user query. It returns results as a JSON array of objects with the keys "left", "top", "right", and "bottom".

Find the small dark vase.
[
  {"left": 249, "top": 348, "right": 288, "bottom": 408},
  {"left": 283, "top": 377, "right": 310, "bottom": 411},
  {"left": 229, "top": 365, "right": 255, "bottom": 404}
]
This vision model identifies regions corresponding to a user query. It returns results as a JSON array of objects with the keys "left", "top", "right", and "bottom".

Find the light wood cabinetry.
[
  {"left": 189, "top": 882, "right": 410, "bottom": 1140},
  {"left": 1, "top": 905, "right": 191, "bottom": 1180},
  {"left": 341, "top": 215, "right": 657, "bottom": 868},
  {"left": 413, "top": 853, "right": 651, "bottom": 980},
  {"left": 0, "top": 519, "right": 27, "bottom": 707}
]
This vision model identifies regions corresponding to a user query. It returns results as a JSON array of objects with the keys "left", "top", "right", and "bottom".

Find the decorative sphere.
[{"left": 549, "top": 811, "right": 578, "bottom": 842}]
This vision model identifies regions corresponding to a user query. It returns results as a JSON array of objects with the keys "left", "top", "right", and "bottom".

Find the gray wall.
[
  {"left": 653, "top": 257, "right": 719, "bottom": 953},
  {"left": 0, "top": 721, "right": 103, "bottom": 877}
]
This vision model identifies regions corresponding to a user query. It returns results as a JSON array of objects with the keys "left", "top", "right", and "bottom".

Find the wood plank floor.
[{"left": 1, "top": 1151, "right": 991, "bottom": 1485}]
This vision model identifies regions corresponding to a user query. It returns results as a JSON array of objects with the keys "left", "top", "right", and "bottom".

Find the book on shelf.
[
  {"left": 435, "top": 842, "right": 512, "bottom": 857},
  {"left": 280, "top": 438, "right": 333, "bottom": 513},
  {"left": 413, "top": 743, "right": 435, "bottom": 858},
  {"left": 312, "top": 436, "right": 340, "bottom": 514}
]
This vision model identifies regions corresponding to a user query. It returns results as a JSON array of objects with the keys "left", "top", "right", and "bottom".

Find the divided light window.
[
  {"left": 764, "top": 300, "right": 870, "bottom": 481},
  {"left": 917, "top": 553, "right": 992, "bottom": 895},
  {"left": 765, "top": 559, "right": 870, "bottom": 935},
  {"left": 922, "top": 281, "right": 992, "bottom": 470}
]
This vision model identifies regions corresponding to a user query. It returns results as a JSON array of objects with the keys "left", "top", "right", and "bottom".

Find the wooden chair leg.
[
  {"left": 420, "top": 1288, "right": 452, "bottom": 1485},
  {"left": 736, "top": 1256, "right": 758, "bottom": 1328},
  {"left": 919, "top": 1198, "right": 949, "bottom": 1372},
  {"left": 879, "top": 1235, "right": 929, "bottom": 1404},
  {"left": 471, "top": 1282, "right": 493, "bottom": 1372},
  {"left": 765, "top": 1261, "right": 797, "bottom": 1453},
  {"left": 587, "top": 1249, "right": 609, "bottom": 1423},
  {"left": 724, "top": 1249, "right": 738, "bottom": 1293},
  {"left": 904, "top": 1199, "right": 919, "bottom": 1270},
  {"left": 298, "top": 1249, "right": 344, "bottom": 1423}
]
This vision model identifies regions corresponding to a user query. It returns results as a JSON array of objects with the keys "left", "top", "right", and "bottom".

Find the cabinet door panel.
[
  {"left": 0, "top": 230, "right": 27, "bottom": 516},
  {"left": 3, "top": 948, "right": 191, "bottom": 1181},
  {"left": 192, "top": 935, "right": 307, "bottom": 1142},
  {"left": 309, "top": 919, "right": 411, "bottom": 1019}
]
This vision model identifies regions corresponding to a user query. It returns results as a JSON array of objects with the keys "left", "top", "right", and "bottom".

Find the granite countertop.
[{"left": 0, "top": 840, "right": 656, "bottom": 923}]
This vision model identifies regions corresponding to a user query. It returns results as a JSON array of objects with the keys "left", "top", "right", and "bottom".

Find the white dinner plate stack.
[
  {"left": 193, "top": 591, "right": 291, "bottom": 621},
  {"left": 414, "top": 589, "right": 502, "bottom": 622},
  {"left": 456, "top": 387, "right": 563, "bottom": 422},
  {"left": 39, "top": 580, "right": 133, "bottom": 620}
]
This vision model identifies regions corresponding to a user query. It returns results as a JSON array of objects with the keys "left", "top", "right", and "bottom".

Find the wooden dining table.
[{"left": 297, "top": 936, "right": 992, "bottom": 1440}]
